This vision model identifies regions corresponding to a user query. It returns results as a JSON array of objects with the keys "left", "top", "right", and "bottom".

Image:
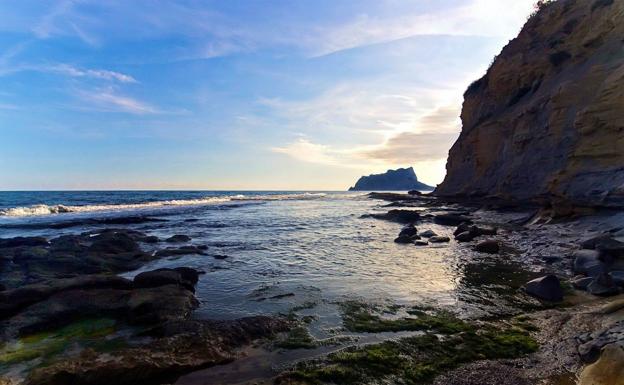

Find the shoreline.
[{"left": 1, "top": 193, "right": 623, "bottom": 384}]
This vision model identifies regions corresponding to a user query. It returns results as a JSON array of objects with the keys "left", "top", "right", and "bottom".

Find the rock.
[
  {"left": 434, "top": 214, "right": 472, "bottom": 226},
  {"left": 572, "top": 276, "right": 594, "bottom": 290},
  {"left": 88, "top": 231, "right": 140, "bottom": 254},
  {"left": 414, "top": 240, "right": 428, "bottom": 246},
  {"left": 454, "top": 222, "right": 472, "bottom": 236},
  {"left": 581, "top": 234, "right": 614, "bottom": 250},
  {"left": 348, "top": 167, "right": 434, "bottom": 191},
  {"left": 166, "top": 234, "right": 192, "bottom": 243},
  {"left": 524, "top": 275, "right": 564, "bottom": 302},
  {"left": 573, "top": 249, "right": 602, "bottom": 275},
  {"left": 419, "top": 230, "right": 437, "bottom": 238},
  {"left": 213, "top": 254, "right": 228, "bottom": 260},
  {"left": 475, "top": 240, "right": 500, "bottom": 254},
  {"left": 596, "top": 238, "right": 624, "bottom": 260},
  {"left": 587, "top": 274, "right": 620, "bottom": 297},
  {"left": 579, "top": 343, "right": 624, "bottom": 385},
  {"left": 435, "top": 0, "right": 624, "bottom": 208},
  {"left": 155, "top": 246, "right": 208, "bottom": 257},
  {"left": 395, "top": 235, "right": 415, "bottom": 244},
  {"left": 407, "top": 190, "right": 423, "bottom": 196},
  {"left": 0, "top": 236, "right": 49, "bottom": 248},
  {"left": 429, "top": 236, "right": 451, "bottom": 243},
  {"left": 370, "top": 209, "right": 421, "bottom": 223},
  {"left": 609, "top": 271, "right": 624, "bottom": 286},
  {"left": 540, "top": 256, "right": 562, "bottom": 264},
  {"left": 133, "top": 268, "right": 200, "bottom": 292},
  {"left": 140, "top": 235, "right": 160, "bottom": 244},
  {"left": 455, "top": 231, "right": 475, "bottom": 242},
  {"left": 398, "top": 225, "right": 418, "bottom": 238}
]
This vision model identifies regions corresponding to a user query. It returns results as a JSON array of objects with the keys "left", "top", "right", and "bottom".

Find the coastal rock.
[
  {"left": 133, "top": 267, "right": 201, "bottom": 292},
  {"left": 155, "top": 246, "right": 208, "bottom": 257},
  {"left": 429, "top": 236, "right": 451, "bottom": 243},
  {"left": 419, "top": 229, "right": 437, "bottom": 238},
  {"left": 166, "top": 234, "right": 192, "bottom": 243},
  {"left": 573, "top": 250, "right": 603, "bottom": 276},
  {"left": 455, "top": 231, "right": 475, "bottom": 242},
  {"left": 414, "top": 240, "right": 428, "bottom": 246},
  {"left": 475, "top": 240, "right": 500, "bottom": 254},
  {"left": 609, "top": 271, "right": 624, "bottom": 286},
  {"left": 433, "top": 214, "right": 472, "bottom": 226},
  {"left": 369, "top": 209, "right": 421, "bottom": 223},
  {"left": 435, "top": 0, "right": 624, "bottom": 208},
  {"left": 572, "top": 276, "right": 594, "bottom": 290},
  {"left": 398, "top": 225, "right": 418, "bottom": 238},
  {"left": 579, "top": 343, "right": 624, "bottom": 385},
  {"left": 587, "top": 274, "right": 620, "bottom": 297},
  {"left": 349, "top": 167, "right": 433, "bottom": 191},
  {"left": 524, "top": 275, "right": 563, "bottom": 302}
]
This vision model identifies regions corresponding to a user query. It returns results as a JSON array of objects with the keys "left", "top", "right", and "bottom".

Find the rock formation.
[
  {"left": 436, "top": 0, "right": 624, "bottom": 208},
  {"left": 349, "top": 167, "right": 433, "bottom": 191}
]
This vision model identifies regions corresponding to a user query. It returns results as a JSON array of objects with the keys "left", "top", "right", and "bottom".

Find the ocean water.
[{"left": 0, "top": 191, "right": 535, "bottom": 325}]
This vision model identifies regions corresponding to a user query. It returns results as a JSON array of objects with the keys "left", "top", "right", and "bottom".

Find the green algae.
[
  {"left": 275, "top": 327, "right": 318, "bottom": 350},
  {"left": 282, "top": 326, "right": 538, "bottom": 384},
  {"left": 0, "top": 318, "right": 118, "bottom": 366},
  {"left": 340, "top": 301, "right": 470, "bottom": 334}
]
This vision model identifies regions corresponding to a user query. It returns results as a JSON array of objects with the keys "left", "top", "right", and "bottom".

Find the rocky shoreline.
[{"left": 2, "top": 193, "right": 624, "bottom": 385}]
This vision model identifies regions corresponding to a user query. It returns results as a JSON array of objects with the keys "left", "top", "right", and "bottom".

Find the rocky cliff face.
[
  {"left": 436, "top": 0, "right": 624, "bottom": 208},
  {"left": 349, "top": 167, "right": 433, "bottom": 191}
]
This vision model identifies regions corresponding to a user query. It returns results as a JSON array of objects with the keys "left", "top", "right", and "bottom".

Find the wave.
[{"left": 0, "top": 193, "right": 330, "bottom": 217}]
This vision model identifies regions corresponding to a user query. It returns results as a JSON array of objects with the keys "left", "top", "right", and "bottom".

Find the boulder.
[
  {"left": 419, "top": 230, "right": 437, "bottom": 238},
  {"left": 455, "top": 231, "right": 475, "bottom": 242},
  {"left": 454, "top": 222, "right": 472, "bottom": 236},
  {"left": 395, "top": 235, "right": 416, "bottom": 244},
  {"left": 166, "top": 235, "right": 192, "bottom": 243},
  {"left": 398, "top": 225, "right": 417, "bottom": 238},
  {"left": 429, "top": 236, "right": 451, "bottom": 243},
  {"left": 414, "top": 240, "right": 428, "bottom": 246},
  {"left": 524, "top": 275, "right": 564, "bottom": 302},
  {"left": 573, "top": 250, "right": 602, "bottom": 275},
  {"left": 581, "top": 234, "right": 614, "bottom": 250},
  {"left": 475, "top": 240, "right": 500, "bottom": 254},
  {"left": 434, "top": 214, "right": 472, "bottom": 226},
  {"left": 370, "top": 209, "right": 421, "bottom": 223},
  {"left": 587, "top": 274, "right": 620, "bottom": 296}
]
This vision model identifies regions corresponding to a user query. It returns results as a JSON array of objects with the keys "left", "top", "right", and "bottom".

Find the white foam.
[{"left": 0, "top": 193, "right": 332, "bottom": 217}]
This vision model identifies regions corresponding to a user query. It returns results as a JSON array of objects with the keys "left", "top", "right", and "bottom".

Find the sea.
[{"left": 0, "top": 190, "right": 534, "bottom": 325}]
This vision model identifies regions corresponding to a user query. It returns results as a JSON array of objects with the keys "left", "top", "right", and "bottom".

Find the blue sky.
[{"left": 0, "top": 0, "right": 536, "bottom": 190}]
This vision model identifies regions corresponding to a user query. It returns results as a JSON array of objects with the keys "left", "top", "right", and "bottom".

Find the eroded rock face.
[{"left": 436, "top": 0, "right": 624, "bottom": 208}]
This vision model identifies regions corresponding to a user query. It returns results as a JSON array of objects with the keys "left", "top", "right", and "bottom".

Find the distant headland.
[{"left": 348, "top": 167, "right": 434, "bottom": 191}]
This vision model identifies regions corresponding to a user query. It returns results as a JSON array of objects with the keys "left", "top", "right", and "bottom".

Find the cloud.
[
  {"left": 77, "top": 87, "right": 156, "bottom": 114},
  {"left": 48, "top": 64, "right": 137, "bottom": 83},
  {"left": 358, "top": 131, "right": 458, "bottom": 163}
]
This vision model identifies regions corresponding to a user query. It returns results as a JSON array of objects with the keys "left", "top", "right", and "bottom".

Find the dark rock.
[
  {"left": 573, "top": 250, "right": 602, "bottom": 275},
  {"left": 370, "top": 209, "right": 421, "bottom": 223},
  {"left": 434, "top": 214, "right": 472, "bottom": 226},
  {"left": 454, "top": 222, "right": 472, "bottom": 236},
  {"left": 455, "top": 231, "right": 475, "bottom": 242},
  {"left": 524, "top": 275, "right": 564, "bottom": 302},
  {"left": 139, "top": 235, "right": 160, "bottom": 244},
  {"left": 155, "top": 246, "right": 207, "bottom": 257},
  {"left": 429, "top": 236, "right": 451, "bottom": 243},
  {"left": 213, "top": 254, "right": 228, "bottom": 260},
  {"left": 414, "top": 240, "right": 429, "bottom": 246},
  {"left": 394, "top": 235, "right": 415, "bottom": 244},
  {"left": 0, "top": 236, "right": 49, "bottom": 248},
  {"left": 587, "top": 274, "right": 620, "bottom": 296},
  {"left": 349, "top": 167, "right": 433, "bottom": 191},
  {"left": 572, "top": 276, "right": 594, "bottom": 290},
  {"left": 581, "top": 234, "right": 614, "bottom": 250},
  {"left": 540, "top": 256, "right": 562, "bottom": 264},
  {"left": 407, "top": 190, "right": 423, "bottom": 196},
  {"left": 475, "top": 240, "right": 500, "bottom": 254},
  {"left": 398, "top": 225, "right": 417, "bottom": 238},
  {"left": 609, "top": 271, "right": 624, "bottom": 286},
  {"left": 134, "top": 268, "right": 200, "bottom": 292},
  {"left": 88, "top": 231, "right": 140, "bottom": 254},
  {"left": 419, "top": 229, "right": 437, "bottom": 238},
  {"left": 166, "top": 235, "right": 192, "bottom": 243}
]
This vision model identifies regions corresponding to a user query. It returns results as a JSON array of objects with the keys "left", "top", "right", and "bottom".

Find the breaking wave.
[{"left": 0, "top": 193, "right": 329, "bottom": 217}]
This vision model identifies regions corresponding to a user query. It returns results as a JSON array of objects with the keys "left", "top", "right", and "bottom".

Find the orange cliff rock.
[{"left": 436, "top": 0, "right": 624, "bottom": 208}]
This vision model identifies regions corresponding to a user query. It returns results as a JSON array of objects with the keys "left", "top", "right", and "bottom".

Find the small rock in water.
[
  {"left": 398, "top": 225, "right": 418, "bottom": 238},
  {"left": 414, "top": 240, "right": 428, "bottom": 246},
  {"left": 475, "top": 240, "right": 500, "bottom": 254},
  {"left": 524, "top": 274, "right": 564, "bottom": 302},
  {"left": 166, "top": 234, "right": 192, "bottom": 243},
  {"left": 419, "top": 230, "right": 437, "bottom": 238},
  {"left": 434, "top": 214, "right": 472, "bottom": 226},
  {"left": 587, "top": 274, "right": 621, "bottom": 297},
  {"left": 454, "top": 231, "right": 475, "bottom": 242},
  {"left": 213, "top": 254, "right": 228, "bottom": 260},
  {"left": 429, "top": 236, "right": 450, "bottom": 243}
]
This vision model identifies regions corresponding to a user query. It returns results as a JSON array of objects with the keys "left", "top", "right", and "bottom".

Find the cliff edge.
[{"left": 436, "top": 0, "right": 624, "bottom": 208}]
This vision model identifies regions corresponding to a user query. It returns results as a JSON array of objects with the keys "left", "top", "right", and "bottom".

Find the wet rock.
[
  {"left": 475, "top": 240, "right": 500, "bottom": 254},
  {"left": 398, "top": 225, "right": 418, "bottom": 238},
  {"left": 454, "top": 225, "right": 497, "bottom": 242},
  {"left": 419, "top": 229, "right": 437, "bottom": 238},
  {"left": 370, "top": 209, "right": 421, "bottom": 223},
  {"left": 166, "top": 234, "right": 192, "bottom": 243},
  {"left": 139, "top": 235, "right": 160, "bottom": 244},
  {"left": 524, "top": 275, "right": 563, "bottom": 302},
  {"left": 579, "top": 343, "right": 624, "bottom": 385},
  {"left": 0, "top": 236, "right": 49, "bottom": 248},
  {"left": 573, "top": 249, "right": 602, "bottom": 275},
  {"left": 454, "top": 222, "right": 472, "bottom": 236},
  {"left": 395, "top": 235, "right": 417, "bottom": 244},
  {"left": 407, "top": 190, "right": 422, "bottom": 196},
  {"left": 572, "top": 276, "right": 594, "bottom": 290},
  {"left": 134, "top": 268, "right": 200, "bottom": 292},
  {"left": 213, "top": 254, "right": 228, "bottom": 260},
  {"left": 609, "top": 271, "right": 624, "bottom": 286},
  {"left": 155, "top": 246, "right": 208, "bottom": 257},
  {"left": 433, "top": 214, "right": 472, "bottom": 226},
  {"left": 429, "top": 236, "right": 451, "bottom": 243},
  {"left": 587, "top": 274, "right": 620, "bottom": 297},
  {"left": 581, "top": 234, "right": 614, "bottom": 250},
  {"left": 414, "top": 240, "right": 429, "bottom": 246},
  {"left": 455, "top": 231, "right": 475, "bottom": 242},
  {"left": 88, "top": 231, "right": 140, "bottom": 254}
]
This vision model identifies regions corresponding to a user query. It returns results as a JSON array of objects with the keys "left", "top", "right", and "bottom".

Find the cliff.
[
  {"left": 436, "top": 0, "right": 624, "bottom": 208},
  {"left": 349, "top": 167, "right": 433, "bottom": 191}
]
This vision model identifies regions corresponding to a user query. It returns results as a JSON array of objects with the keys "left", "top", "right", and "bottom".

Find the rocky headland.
[{"left": 349, "top": 167, "right": 433, "bottom": 192}]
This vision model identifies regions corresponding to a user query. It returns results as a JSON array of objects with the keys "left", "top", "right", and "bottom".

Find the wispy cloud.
[
  {"left": 77, "top": 87, "right": 157, "bottom": 114},
  {"left": 47, "top": 64, "right": 136, "bottom": 83}
]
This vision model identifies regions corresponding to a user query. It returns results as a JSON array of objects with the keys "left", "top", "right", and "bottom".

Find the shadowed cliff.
[{"left": 436, "top": 0, "right": 624, "bottom": 208}]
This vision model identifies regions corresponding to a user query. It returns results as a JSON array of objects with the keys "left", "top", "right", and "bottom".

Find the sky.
[{"left": 0, "top": 0, "right": 537, "bottom": 190}]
